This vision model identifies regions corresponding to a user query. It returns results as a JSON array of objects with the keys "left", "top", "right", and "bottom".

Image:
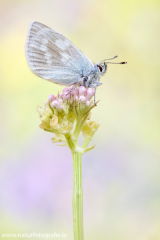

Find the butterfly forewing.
[{"left": 25, "top": 21, "right": 94, "bottom": 86}]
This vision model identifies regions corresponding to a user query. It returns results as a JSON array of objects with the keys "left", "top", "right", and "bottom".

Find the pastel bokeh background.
[{"left": 0, "top": 0, "right": 160, "bottom": 239}]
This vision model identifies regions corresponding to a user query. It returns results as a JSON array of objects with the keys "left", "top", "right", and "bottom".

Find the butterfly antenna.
[
  {"left": 105, "top": 61, "right": 127, "bottom": 64},
  {"left": 99, "top": 55, "right": 118, "bottom": 63}
]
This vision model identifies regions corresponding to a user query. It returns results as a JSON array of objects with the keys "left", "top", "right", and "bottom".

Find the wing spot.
[
  {"left": 64, "top": 39, "right": 71, "bottom": 47},
  {"left": 55, "top": 39, "right": 66, "bottom": 50},
  {"left": 61, "top": 52, "right": 71, "bottom": 62},
  {"left": 40, "top": 45, "right": 47, "bottom": 51}
]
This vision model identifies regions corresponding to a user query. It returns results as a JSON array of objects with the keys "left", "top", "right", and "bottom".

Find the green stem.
[
  {"left": 73, "top": 113, "right": 90, "bottom": 139},
  {"left": 65, "top": 116, "right": 95, "bottom": 240},
  {"left": 82, "top": 136, "right": 92, "bottom": 148},
  {"left": 72, "top": 151, "right": 84, "bottom": 240},
  {"left": 65, "top": 133, "right": 84, "bottom": 240},
  {"left": 65, "top": 133, "right": 76, "bottom": 152}
]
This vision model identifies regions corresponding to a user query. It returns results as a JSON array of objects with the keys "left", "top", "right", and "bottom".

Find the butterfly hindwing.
[{"left": 25, "top": 21, "right": 94, "bottom": 86}]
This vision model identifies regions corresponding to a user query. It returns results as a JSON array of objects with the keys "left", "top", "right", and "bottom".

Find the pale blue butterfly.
[{"left": 25, "top": 21, "right": 127, "bottom": 103}]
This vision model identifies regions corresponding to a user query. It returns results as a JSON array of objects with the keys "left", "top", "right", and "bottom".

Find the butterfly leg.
[
  {"left": 94, "top": 87, "right": 97, "bottom": 105},
  {"left": 89, "top": 84, "right": 97, "bottom": 105},
  {"left": 89, "top": 82, "right": 102, "bottom": 105}
]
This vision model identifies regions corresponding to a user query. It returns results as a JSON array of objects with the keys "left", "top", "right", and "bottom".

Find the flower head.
[{"left": 37, "top": 86, "right": 99, "bottom": 152}]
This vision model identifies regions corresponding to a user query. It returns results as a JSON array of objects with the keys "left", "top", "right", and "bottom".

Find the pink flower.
[
  {"left": 71, "top": 89, "right": 79, "bottom": 96},
  {"left": 57, "top": 99, "right": 63, "bottom": 104},
  {"left": 86, "top": 88, "right": 95, "bottom": 101},
  {"left": 48, "top": 94, "right": 55, "bottom": 102},
  {"left": 48, "top": 86, "right": 95, "bottom": 114},
  {"left": 51, "top": 99, "right": 63, "bottom": 110},
  {"left": 63, "top": 86, "right": 72, "bottom": 94},
  {"left": 51, "top": 100, "right": 58, "bottom": 108},
  {"left": 79, "top": 86, "right": 86, "bottom": 96},
  {"left": 62, "top": 93, "right": 70, "bottom": 100},
  {"left": 86, "top": 101, "right": 90, "bottom": 106},
  {"left": 79, "top": 96, "right": 86, "bottom": 102}
]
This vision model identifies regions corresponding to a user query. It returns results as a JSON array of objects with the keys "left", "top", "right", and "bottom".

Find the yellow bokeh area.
[{"left": 0, "top": 0, "right": 160, "bottom": 239}]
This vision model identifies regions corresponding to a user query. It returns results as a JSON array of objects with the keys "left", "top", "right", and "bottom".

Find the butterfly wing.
[{"left": 25, "top": 21, "right": 94, "bottom": 86}]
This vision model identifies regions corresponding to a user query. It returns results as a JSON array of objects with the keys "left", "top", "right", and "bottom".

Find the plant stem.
[
  {"left": 73, "top": 113, "right": 90, "bottom": 139},
  {"left": 82, "top": 136, "right": 92, "bottom": 148},
  {"left": 72, "top": 151, "right": 84, "bottom": 240}
]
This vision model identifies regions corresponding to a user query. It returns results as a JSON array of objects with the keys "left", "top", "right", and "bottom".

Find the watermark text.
[{"left": 1, "top": 232, "right": 67, "bottom": 239}]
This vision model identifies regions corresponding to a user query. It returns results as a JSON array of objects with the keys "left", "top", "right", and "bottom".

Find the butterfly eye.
[{"left": 98, "top": 65, "right": 103, "bottom": 72}]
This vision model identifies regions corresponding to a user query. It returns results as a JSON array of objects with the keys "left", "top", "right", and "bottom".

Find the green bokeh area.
[{"left": 0, "top": 0, "right": 160, "bottom": 239}]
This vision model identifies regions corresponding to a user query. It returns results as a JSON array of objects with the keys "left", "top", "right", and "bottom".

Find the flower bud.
[
  {"left": 51, "top": 100, "right": 58, "bottom": 108},
  {"left": 50, "top": 115, "right": 58, "bottom": 128},
  {"left": 82, "top": 120, "right": 100, "bottom": 138},
  {"left": 79, "top": 96, "right": 86, "bottom": 102},
  {"left": 57, "top": 99, "right": 63, "bottom": 104},
  {"left": 62, "top": 92, "right": 70, "bottom": 100},
  {"left": 79, "top": 86, "right": 86, "bottom": 96},
  {"left": 48, "top": 94, "right": 56, "bottom": 102},
  {"left": 72, "top": 88, "right": 79, "bottom": 96},
  {"left": 86, "top": 101, "right": 90, "bottom": 106},
  {"left": 86, "top": 88, "right": 95, "bottom": 101},
  {"left": 63, "top": 86, "right": 72, "bottom": 94}
]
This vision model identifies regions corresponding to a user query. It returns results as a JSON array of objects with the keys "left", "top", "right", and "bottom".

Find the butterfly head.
[
  {"left": 96, "top": 63, "right": 107, "bottom": 76},
  {"left": 96, "top": 55, "right": 127, "bottom": 76}
]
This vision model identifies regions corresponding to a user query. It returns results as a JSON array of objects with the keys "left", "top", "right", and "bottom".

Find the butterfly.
[{"left": 25, "top": 21, "right": 127, "bottom": 103}]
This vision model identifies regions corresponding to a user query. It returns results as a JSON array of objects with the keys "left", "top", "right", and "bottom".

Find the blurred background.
[{"left": 0, "top": 0, "right": 160, "bottom": 239}]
